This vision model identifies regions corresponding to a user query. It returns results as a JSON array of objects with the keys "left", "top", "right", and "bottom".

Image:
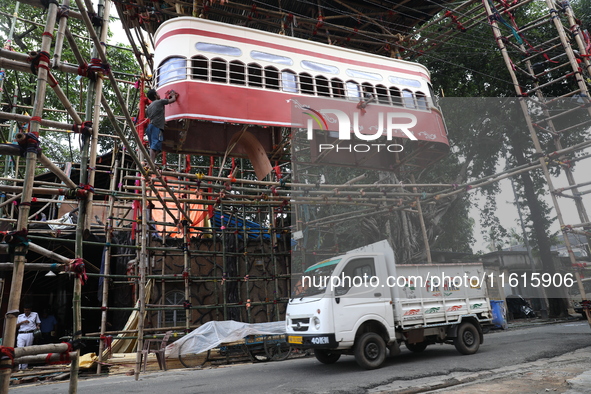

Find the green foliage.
[{"left": 0, "top": 0, "right": 140, "bottom": 163}]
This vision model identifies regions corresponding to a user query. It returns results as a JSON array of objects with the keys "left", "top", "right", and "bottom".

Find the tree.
[
  {"left": 0, "top": 0, "right": 140, "bottom": 165},
  {"left": 418, "top": 2, "right": 591, "bottom": 315}
]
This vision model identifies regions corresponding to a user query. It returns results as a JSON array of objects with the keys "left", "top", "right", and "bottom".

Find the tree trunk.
[{"left": 511, "top": 139, "right": 568, "bottom": 317}]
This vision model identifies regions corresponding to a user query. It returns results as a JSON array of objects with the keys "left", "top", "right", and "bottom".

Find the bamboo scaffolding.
[
  {"left": 482, "top": 0, "right": 591, "bottom": 305},
  {"left": 0, "top": 0, "right": 589, "bottom": 389},
  {"left": 0, "top": 2, "right": 59, "bottom": 391}
]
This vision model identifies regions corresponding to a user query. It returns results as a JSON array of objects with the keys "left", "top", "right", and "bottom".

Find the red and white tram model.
[{"left": 153, "top": 17, "right": 449, "bottom": 172}]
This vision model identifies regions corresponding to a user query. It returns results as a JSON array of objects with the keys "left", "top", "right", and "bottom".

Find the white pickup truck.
[{"left": 286, "top": 240, "right": 492, "bottom": 369}]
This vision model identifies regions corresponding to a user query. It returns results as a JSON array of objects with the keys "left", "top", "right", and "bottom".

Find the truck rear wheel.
[
  {"left": 354, "top": 332, "right": 386, "bottom": 369},
  {"left": 454, "top": 322, "right": 480, "bottom": 355},
  {"left": 314, "top": 349, "right": 341, "bottom": 364}
]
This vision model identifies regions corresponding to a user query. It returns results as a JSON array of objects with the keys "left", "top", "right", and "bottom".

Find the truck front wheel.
[
  {"left": 354, "top": 332, "right": 386, "bottom": 369},
  {"left": 454, "top": 322, "right": 480, "bottom": 355},
  {"left": 314, "top": 349, "right": 341, "bottom": 364}
]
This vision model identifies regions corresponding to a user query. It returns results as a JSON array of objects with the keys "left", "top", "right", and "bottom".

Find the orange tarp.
[{"left": 150, "top": 176, "right": 210, "bottom": 238}]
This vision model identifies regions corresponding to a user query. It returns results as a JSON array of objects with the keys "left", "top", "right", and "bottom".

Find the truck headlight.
[{"left": 312, "top": 316, "right": 320, "bottom": 330}]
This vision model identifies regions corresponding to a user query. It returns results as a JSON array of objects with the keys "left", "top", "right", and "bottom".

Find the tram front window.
[{"left": 158, "top": 57, "right": 186, "bottom": 86}]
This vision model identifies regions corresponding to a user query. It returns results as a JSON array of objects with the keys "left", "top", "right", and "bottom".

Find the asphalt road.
[{"left": 11, "top": 321, "right": 591, "bottom": 394}]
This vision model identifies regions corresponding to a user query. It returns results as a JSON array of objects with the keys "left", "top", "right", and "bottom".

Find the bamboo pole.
[
  {"left": 96, "top": 158, "right": 119, "bottom": 374},
  {"left": 85, "top": 0, "right": 112, "bottom": 235},
  {"left": 0, "top": 2, "right": 59, "bottom": 391},
  {"left": 134, "top": 166, "right": 149, "bottom": 380},
  {"left": 15, "top": 352, "right": 78, "bottom": 365}
]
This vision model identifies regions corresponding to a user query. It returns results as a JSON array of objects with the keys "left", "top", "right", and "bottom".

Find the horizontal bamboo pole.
[
  {"left": 13, "top": 343, "right": 72, "bottom": 358},
  {"left": 15, "top": 352, "right": 77, "bottom": 365}
]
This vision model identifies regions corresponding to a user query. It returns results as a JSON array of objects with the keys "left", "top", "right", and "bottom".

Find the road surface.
[{"left": 11, "top": 321, "right": 591, "bottom": 393}]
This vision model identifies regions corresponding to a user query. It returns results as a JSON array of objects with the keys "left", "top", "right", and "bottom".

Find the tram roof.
[{"left": 115, "top": 0, "right": 449, "bottom": 55}]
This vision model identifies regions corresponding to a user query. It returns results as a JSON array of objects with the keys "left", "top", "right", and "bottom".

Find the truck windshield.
[{"left": 293, "top": 259, "right": 341, "bottom": 298}]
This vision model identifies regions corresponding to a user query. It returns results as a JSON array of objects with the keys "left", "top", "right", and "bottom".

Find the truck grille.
[{"left": 291, "top": 318, "right": 310, "bottom": 332}]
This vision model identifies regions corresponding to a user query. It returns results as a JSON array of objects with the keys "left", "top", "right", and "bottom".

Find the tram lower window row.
[{"left": 158, "top": 56, "right": 429, "bottom": 110}]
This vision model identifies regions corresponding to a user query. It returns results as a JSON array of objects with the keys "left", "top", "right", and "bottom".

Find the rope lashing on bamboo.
[
  {"left": 44, "top": 340, "right": 80, "bottom": 365},
  {"left": 100, "top": 335, "right": 113, "bottom": 353},
  {"left": 0, "top": 347, "right": 15, "bottom": 369},
  {"left": 486, "top": 0, "right": 523, "bottom": 44},
  {"left": 4, "top": 229, "right": 29, "bottom": 256},
  {"left": 67, "top": 258, "right": 88, "bottom": 285},
  {"left": 78, "top": 59, "right": 110, "bottom": 81},
  {"left": 553, "top": 188, "right": 580, "bottom": 199},
  {"left": 87, "top": 11, "right": 103, "bottom": 27},
  {"left": 17, "top": 132, "right": 41, "bottom": 156},
  {"left": 312, "top": 15, "right": 324, "bottom": 36},
  {"left": 64, "top": 183, "right": 93, "bottom": 200},
  {"left": 28, "top": 51, "right": 51, "bottom": 75},
  {"left": 71, "top": 121, "right": 93, "bottom": 137},
  {"left": 444, "top": 10, "right": 467, "bottom": 32},
  {"left": 56, "top": 4, "right": 70, "bottom": 19}
]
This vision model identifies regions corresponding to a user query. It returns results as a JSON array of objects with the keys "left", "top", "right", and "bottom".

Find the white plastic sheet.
[{"left": 165, "top": 320, "right": 286, "bottom": 358}]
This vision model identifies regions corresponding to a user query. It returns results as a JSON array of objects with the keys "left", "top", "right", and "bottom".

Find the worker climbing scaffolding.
[{"left": 145, "top": 88, "right": 178, "bottom": 162}]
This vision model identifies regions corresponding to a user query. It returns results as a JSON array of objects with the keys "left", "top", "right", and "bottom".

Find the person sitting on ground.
[{"left": 145, "top": 88, "right": 179, "bottom": 162}]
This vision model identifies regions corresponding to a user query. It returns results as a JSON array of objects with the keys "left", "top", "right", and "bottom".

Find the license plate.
[{"left": 288, "top": 335, "right": 303, "bottom": 344}]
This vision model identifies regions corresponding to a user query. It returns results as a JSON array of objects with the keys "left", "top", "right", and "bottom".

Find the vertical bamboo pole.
[
  {"left": 221, "top": 201, "right": 227, "bottom": 320},
  {"left": 51, "top": 0, "right": 69, "bottom": 68},
  {"left": 96, "top": 159, "right": 119, "bottom": 374},
  {"left": 0, "top": 3, "right": 58, "bottom": 392},
  {"left": 242, "top": 203, "right": 251, "bottom": 322},
  {"left": 0, "top": 0, "right": 19, "bottom": 186},
  {"left": 70, "top": 0, "right": 108, "bottom": 388},
  {"left": 183, "top": 220, "right": 191, "bottom": 330},
  {"left": 86, "top": 0, "right": 111, "bottom": 232},
  {"left": 134, "top": 168, "right": 148, "bottom": 380}
]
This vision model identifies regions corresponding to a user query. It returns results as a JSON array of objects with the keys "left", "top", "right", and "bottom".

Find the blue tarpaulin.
[{"left": 211, "top": 211, "right": 274, "bottom": 240}]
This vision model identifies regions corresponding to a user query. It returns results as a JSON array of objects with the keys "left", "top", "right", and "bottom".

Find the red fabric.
[
  {"left": 0, "top": 346, "right": 15, "bottom": 364},
  {"left": 69, "top": 258, "right": 88, "bottom": 285}
]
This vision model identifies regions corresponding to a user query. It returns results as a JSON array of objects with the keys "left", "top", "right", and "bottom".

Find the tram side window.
[
  {"left": 229, "top": 60, "right": 246, "bottom": 85},
  {"left": 390, "top": 87, "right": 402, "bottom": 106},
  {"left": 316, "top": 76, "right": 330, "bottom": 97},
  {"left": 211, "top": 57, "right": 227, "bottom": 83},
  {"left": 300, "top": 73, "right": 314, "bottom": 95},
  {"left": 158, "top": 57, "right": 186, "bottom": 86},
  {"left": 375, "top": 85, "right": 390, "bottom": 105},
  {"left": 265, "top": 66, "right": 280, "bottom": 90},
  {"left": 346, "top": 81, "right": 361, "bottom": 100},
  {"left": 331, "top": 78, "right": 345, "bottom": 98},
  {"left": 416, "top": 91, "right": 428, "bottom": 110},
  {"left": 281, "top": 70, "right": 298, "bottom": 93},
  {"left": 402, "top": 89, "right": 416, "bottom": 108},
  {"left": 248, "top": 63, "right": 263, "bottom": 88},
  {"left": 191, "top": 55, "right": 208, "bottom": 81},
  {"left": 362, "top": 83, "right": 375, "bottom": 101}
]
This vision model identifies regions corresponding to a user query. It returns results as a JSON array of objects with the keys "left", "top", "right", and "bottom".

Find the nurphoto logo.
[{"left": 304, "top": 108, "right": 418, "bottom": 153}]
